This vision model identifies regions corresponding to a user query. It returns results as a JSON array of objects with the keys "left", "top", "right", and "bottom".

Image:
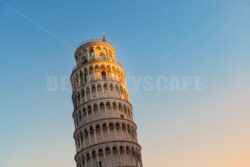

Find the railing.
[
  {"left": 78, "top": 39, "right": 112, "bottom": 47},
  {"left": 72, "top": 59, "right": 122, "bottom": 73}
]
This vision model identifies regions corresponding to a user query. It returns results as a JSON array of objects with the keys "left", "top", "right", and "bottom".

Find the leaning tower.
[{"left": 70, "top": 37, "right": 143, "bottom": 167}]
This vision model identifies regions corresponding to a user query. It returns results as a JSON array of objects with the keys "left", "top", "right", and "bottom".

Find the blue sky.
[{"left": 1, "top": 0, "right": 250, "bottom": 167}]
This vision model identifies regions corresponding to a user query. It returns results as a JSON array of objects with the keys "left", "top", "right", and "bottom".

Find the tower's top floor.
[{"left": 74, "top": 37, "right": 116, "bottom": 66}]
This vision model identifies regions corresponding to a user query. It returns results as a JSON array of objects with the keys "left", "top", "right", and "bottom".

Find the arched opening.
[
  {"left": 99, "top": 161, "right": 103, "bottom": 167},
  {"left": 84, "top": 72, "right": 88, "bottom": 83},
  {"left": 101, "top": 71, "right": 107, "bottom": 80},
  {"left": 106, "top": 102, "right": 111, "bottom": 110},
  {"left": 102, "top": 123, "right": 107, "bottom": 131},
  {"left": 105, "top": 147, "right": 110, "bottom": 154},
  {"left": 90, "top": 127, "right": 94, "bottom": 135},
  {"left": 106, "top": 66, "right": 111, "bottom": 79},
  {"left": 86, "top": 88, "right": 90, "bottom": 100},
  {"left": 103, "top": 84, "right": 108, "bottom": 95},
  {"left": 97, "top": 84, "right": 102, "bottom": 97},
  {"left": 96, "top": 125, "right": 101, "bottom": 132},
  {"left": 89, "top": 66, "right": 94, "bottom": 81},
  {"left": 93, "top": 104, "right": 98, "bottom": 112},
  {"left": 79, "top": 111, "right": 82, "bottom": 122},
  {"left": 100, "top": 103, "right": 105, "bottom": 112},
  {"left": 98, "top": 54, "right": 105, "bottom": 61},
  {"left": 79, "top": 71, "right": 83, "bottom": 85},
  {"left": 109, "top": 123, "right": 114, "bottom": 130},
  {"left": 90, "top": 49, "right": 95, "bottom": 61},
  {"left": 83, "top": 50, "right": 87, "bottom": 63}
]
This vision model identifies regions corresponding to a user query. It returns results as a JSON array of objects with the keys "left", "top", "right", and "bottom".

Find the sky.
[{"left": 0, "top": 0, "right": 250, "bottom": 167}]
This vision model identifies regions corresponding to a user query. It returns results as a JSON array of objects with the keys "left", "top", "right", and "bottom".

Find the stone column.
[
  {"left": 84, "top": 89, "right": 87, "bottom": 103},
  {"left": 88, "top": 130, "right": 91, "bottom": 145},
  {"left": 94, "top": 128, "right": 97, "bottom": 144},
  {"left": 101, "top": 128, "right": 104, "bottom": 142}
]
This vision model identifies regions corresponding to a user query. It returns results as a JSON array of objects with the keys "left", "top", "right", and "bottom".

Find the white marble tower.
[{"left": 71, "top": 37, "right": 143, "bottom": 167}]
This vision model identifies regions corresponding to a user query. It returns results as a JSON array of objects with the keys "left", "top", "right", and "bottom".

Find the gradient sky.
[{"left": 1, "top": 0, "right": 250, "bottom": 167}]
